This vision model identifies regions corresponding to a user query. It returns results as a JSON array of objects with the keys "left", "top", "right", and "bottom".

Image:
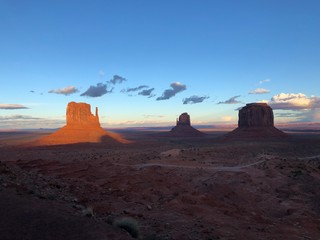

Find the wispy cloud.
[
  {"left": 249, "top": 88, "right": 270, "bottom": 94},
  {"left": 121, "top": 85, "right": 148, "bottom": 93},
  {"left": 0, "top": 104, "right": 29, "bottom": 110},
  {"left": 0, "top": 115, "right": 40, "bottom": 120},
  {"left": 156, "top": 82, "right": 186, "bottom": 101},
  {"left": 218, "top": 95, "right": 241, "bottom": 104},
  {"left": 139, "top": 88, "right": 155, "bottom": 97},
  {"left": 109, "top": 75, "right": 126, "bottom": 85},
  {"left": 48, "top": 86, "right": 79, "bottom": 95},
  {"left": 183, "top": 95, "right": 209, "bottom": 104},
  {"left": 143, "top": 114, "right": 165, "bottom": 118},
  {"left": 259, "top": 79, "right": 271, "bottom": 84},
  {"left": 99, "top": 70, "right": 106, "bottom": 77},
  {"left": 80, "top": 83, "right": 113, "bottom": 97}
]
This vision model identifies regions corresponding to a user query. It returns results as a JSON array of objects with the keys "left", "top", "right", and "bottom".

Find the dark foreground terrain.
[{"left": 1, "top": 130, "right": 320, "bottom": 240}]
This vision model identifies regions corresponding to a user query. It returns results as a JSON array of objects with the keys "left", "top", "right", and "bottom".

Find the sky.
[{"left": 1, "top": 0, "right": 320, "bottom": 129}]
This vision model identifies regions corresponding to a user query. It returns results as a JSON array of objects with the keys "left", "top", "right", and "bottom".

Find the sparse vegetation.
[{"left": 114, "top": 217, "right": 139, "bottom": 238}]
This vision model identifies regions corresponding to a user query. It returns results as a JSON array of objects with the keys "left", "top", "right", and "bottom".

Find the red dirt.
[{"left": 1, "top": 130, "right": 320, "bottom": 239}]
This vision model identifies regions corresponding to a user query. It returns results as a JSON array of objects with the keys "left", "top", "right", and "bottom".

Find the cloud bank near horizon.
[{"left": 268, "top": 93, "right": 320, "bottom": 110}]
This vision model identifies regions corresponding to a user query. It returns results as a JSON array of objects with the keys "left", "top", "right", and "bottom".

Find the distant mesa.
[
  {"left": 32, "top": 102, "right": 130, "bottom": 145},
  {"left": 169, "top": 112, "right": 205, "bottom": 137},
  {"left": 225, "top": 103, "right": 287, "bottom": 139}
]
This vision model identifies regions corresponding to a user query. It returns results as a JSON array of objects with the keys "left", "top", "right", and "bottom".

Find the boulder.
[
  {"left": 31, "top": 102, "right": 129, "bottom": 145},
  {"left": 225, "top": 103, "right": 287, "bottom": 139}
]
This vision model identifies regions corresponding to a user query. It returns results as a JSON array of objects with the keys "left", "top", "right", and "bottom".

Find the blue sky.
[{"left": 1, "top": 0, "right": 319, "bottom": 129}]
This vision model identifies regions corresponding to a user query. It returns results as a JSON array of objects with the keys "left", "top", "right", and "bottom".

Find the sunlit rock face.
[
  {"left": 170, "top": 112, "right": 204, "bottom": 137},
  {"left": 31, "top": 102, "right": 130, "bottom": 145},
  {"left": 238, "top": 103, "right": 274, "bottom": 127},
  {"left": 225, "top": 103, "right": 287, "bottom": 139},
  {"left": 66, "top": 102, "right": 100, "bottom": 128}
]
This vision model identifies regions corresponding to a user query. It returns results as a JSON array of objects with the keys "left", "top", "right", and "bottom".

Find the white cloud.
[
  {"left": 265, "top": 93, "right": 320, "bottom": 122},
  {"left": 269, "top": 93, "right": 320, "bottom": 110},
  {"left": 249, "top": 88, "right": 270, "bottom": 94}
]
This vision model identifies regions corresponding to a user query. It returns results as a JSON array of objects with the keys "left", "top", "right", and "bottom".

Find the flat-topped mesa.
[
  {"left": 238, "top": 103, "right": 274, "bottom": 127},
  {"left": 176, "top": 112, "right": 191, "bottom": 126},
  {"left": 66, "top": 102, "right": 100, "bottom": 128},
  {"left": 225, "top": 103, "right": 287, "bottom": 140}
]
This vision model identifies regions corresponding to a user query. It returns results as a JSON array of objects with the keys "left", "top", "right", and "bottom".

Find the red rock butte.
[
  {"left": 225, "top": 103, "right": 287, "bottom": 139},
  {"left": 169, "top": 112, "right": 205, "bottom": 137},
  {"left": 32, "top": 102, "right": 130, "bottom": 145}
]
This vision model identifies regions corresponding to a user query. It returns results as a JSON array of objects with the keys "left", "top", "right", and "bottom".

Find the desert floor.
[{"left": 1, "top": 129, "right": 320, "bottom": 240}]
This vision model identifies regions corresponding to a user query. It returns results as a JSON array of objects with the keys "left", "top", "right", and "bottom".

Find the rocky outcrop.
[
  {"left": 238, "top": 103, "right": 274, "bottom": 127},
  {"left": 176, "top": 113, "right": 191, "bottom": 126},
  {"left": 225, "top": 103, "right": 287, "bottom": 139},
  {"left": 66, "top": 102, "right": 100, "bottom": 128},
  {"left": 32, "top": 102, "right": 129, "bottom": 145},
  {"left": 170, "top": 113, "right": 204, "bottom": 137}
]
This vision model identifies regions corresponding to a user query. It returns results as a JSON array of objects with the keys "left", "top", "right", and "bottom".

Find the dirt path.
[{"left": 116, "top": 159, "right": 266, "bottom": 172}]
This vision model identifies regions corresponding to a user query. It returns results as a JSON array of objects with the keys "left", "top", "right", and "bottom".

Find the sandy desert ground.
[{"left": 1, "top": 129, "right": 320, "bottom": 240}]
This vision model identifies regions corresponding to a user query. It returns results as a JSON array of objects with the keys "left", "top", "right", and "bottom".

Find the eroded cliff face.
[
  {"left": 238, "top": 103, "right": 274, "bottom": 127},
  {"left": 225, "top": 103, "right": 287, "bottom": 139},
  {"left": 66, "top": 102, "right": 100, "bottom": 128}
]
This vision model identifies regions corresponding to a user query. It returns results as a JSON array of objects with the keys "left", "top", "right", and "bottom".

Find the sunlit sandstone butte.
[
  {"left": 169, "top": 112, "right": 205, "bottom": 137},
  {"left": 225, "top": 103, "right": 287, "bottom": 139},
  {"left": 33, "top": 102, "right": 129, "bottom": 145}
]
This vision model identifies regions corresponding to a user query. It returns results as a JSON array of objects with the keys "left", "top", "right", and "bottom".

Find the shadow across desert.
[{"left": 1, "top": 102, "right": 320, "bottom": 240}]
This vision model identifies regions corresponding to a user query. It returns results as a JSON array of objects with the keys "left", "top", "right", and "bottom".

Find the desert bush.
[{"left": 114, "top": 217, "right": 139, "bottom": 238}]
